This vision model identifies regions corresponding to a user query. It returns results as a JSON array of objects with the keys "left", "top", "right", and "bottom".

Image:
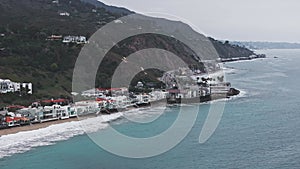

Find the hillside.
[
  {"left": 209, "top": 38, "right": 256, "bottom": 58},
  {"left": 80, "top": 0, "right": 132, "bottom": 14},
  {"left": 0, "top": 0, "right": 258, "bottom": 106}
]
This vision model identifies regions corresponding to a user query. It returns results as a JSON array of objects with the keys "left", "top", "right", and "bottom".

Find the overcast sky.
[{"left": 101, "top": 0, "right": 300, "bottom": 43}]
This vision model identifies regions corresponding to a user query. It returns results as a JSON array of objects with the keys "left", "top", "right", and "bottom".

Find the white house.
[
  {"left": 0, "top": 79, "right": 33, "bottom": 94},
  {"left": 82, "top": 89, "right": 105, "bottom": 97},
  {"left": 136, "top": 81, "right": 144, "bottom": 88},
  {"left": 62, "top": 36, "right": 88, "bottom": 44},
  {"left": 52, "top": 0, "right": 59, "bottom": 4},
  {"left": 59, "top": 12, "right": 70, "bottom": 16}
]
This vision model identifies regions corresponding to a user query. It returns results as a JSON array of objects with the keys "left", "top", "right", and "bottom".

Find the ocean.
[{"left": 1, "top": 49, "right": 300, "bottom": 169}]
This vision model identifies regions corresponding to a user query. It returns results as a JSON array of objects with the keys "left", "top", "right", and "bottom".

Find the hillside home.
[
  {"left": 62, "top": 36, "right": 88, "bottom": 44},
  {"left": 0, "top": 79, "right": 33, "bottom": 94},
  {"left": 52, "top": 0, "right": 59, "bottom": 4},
  {"left": 59, "top": 12, "right": 70, "bottom": 16},
  {"left": 46, "top": 35, "right": 63, "bottom": 41}
]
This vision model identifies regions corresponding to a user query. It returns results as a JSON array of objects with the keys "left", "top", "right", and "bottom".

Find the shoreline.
[
  {"left": 0, "top": 93, "right": 240, "bottom": 137},
  {"left": 0, "top": 117, "right": 80, "bottom": 136},
  {"left": 219, "top": 54, "right": 266, "bottom": 63}
]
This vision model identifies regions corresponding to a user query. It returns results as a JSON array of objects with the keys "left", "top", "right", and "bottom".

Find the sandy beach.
[
  {"left": 0, "top": 103, "right": 159, "bottom": 137},
  {"left": 0, "top": 117, "right": 81, "bottom": 136},
  {"left": 0, "top": 94, "right": 237, "bottom": 137}
]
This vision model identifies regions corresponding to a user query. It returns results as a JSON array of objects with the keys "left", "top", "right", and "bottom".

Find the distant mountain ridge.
[{"left": 231, "top": 41, "right": 300, "bottom": 49}]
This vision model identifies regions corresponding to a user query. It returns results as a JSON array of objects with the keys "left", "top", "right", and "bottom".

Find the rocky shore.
[{"left": 218, "top": 54, "right": 266, "bottom": 62}]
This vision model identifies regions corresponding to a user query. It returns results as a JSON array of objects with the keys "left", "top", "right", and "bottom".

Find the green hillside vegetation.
[
  {"left": 0, "top": 0, "right": 257, "bottom": 107},
  {"left": 209, "top": 38, "right": 256, "bottom": 58}
]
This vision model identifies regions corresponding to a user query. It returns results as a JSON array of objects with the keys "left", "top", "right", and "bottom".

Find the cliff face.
[
  {"left": 208, "top": 37, "right": 256, "bottom": 58},
  {"left": 0, "top": 0, "right": 257, "bottom": 106}
]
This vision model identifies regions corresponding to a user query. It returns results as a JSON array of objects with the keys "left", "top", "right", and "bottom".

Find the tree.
[{"left": 50, "top": 63, "right": 59, "bottom": 72}]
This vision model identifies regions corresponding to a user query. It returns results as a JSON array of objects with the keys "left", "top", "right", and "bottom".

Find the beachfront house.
[
  {"left": 18, "top": 106, "right": 48, "bottom": 123},
  {"left": 17, "top": 104, "right": 76, "bottom": 123},
  {"left": 210, "top": 82, "right": 231, "bottom": 95},
  {"left": 106, "top": 96, "right": 130, "bottom": 109},
  {"left": 149, "top": 90, "right": 168, "bottom": 101},
  {"left": 0, "top": 111, "right": 30, "bottom": 127},
  {"left": 42, "top": 105, "right": 70, "bottom": 121},
  {"left": 75, "top": 100, "right": 99, "bottom": 115},
  {"left": 166, "top": 89, "right": 183, "bottom": 104},
  {"left": 134, "top": 94, "right": 151, "bottom": 106},
  {"left": 0, "top": 111, "right": 8, "bottom": 128}
]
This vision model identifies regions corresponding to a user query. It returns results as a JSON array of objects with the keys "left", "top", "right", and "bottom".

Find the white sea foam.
[
  {"left": 0, "top": 90, "right": 248, "bottom": 159},
  {"left": 0, "top": 121, "right": 82, "bottom": 158},
  {"left": 224, "top": 58, "right": 265, "bottom": 64},
  {"left": 222, "top": 66, "right": 237, "bottom": 74},
  {"left": 122, "top": 106, "right": 167, "bottom": 124},
  {"left": 208, "top": 89, "right": 248, "bottom": 103},
  {"left": 0, "top": 113, "right": 124, "bottom": 159},
  {"left": 229, "top": 89, "right": 247, "bottom": 100}
]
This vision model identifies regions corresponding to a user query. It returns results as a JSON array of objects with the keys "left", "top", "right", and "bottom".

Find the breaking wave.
[
  {"left": 0, "top": 107, "right": 170, "bottom": 159},
  {"left": 0, "top": 113, "right": 123, "bottom": 159},
  {"left": 0, "top": 95, "right": 247, "bottom": 159}
]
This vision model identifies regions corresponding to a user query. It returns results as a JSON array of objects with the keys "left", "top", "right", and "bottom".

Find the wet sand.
[
  {"left": 0, "top": 117, "right": 80, "bottom": 136},
  {"left": 0, "top": 105, "right": 148, "bottom": 136}
]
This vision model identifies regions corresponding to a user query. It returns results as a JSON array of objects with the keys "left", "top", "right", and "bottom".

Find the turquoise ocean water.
[{"left": 1, "top": 49, "right": 300, "bottom": 169}]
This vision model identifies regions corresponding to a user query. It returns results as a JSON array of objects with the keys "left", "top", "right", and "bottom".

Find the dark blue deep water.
[{"left": 1, "top": 49, "right": 300, "bottom": 169}]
